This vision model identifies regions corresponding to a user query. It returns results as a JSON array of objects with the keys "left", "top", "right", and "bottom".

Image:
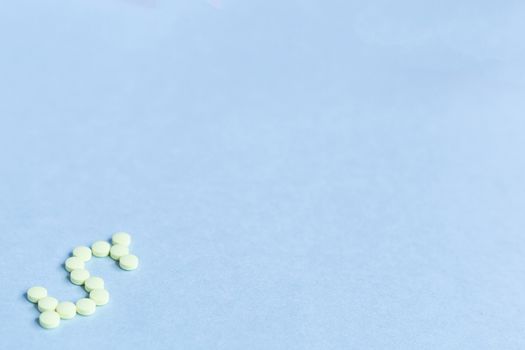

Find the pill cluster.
[{"left": 26, "top": 232, "right": 139, "bottom": 329}]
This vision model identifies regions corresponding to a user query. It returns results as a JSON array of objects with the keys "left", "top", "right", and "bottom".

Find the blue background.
[{"left": 1, "top": 0, "right": 525, "bottom": 349}]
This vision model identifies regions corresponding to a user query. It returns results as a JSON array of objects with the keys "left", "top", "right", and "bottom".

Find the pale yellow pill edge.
[
  {"left": 110, "top": 244, "right": 129, "bottom": 260},
  {"left": 112, "top": 232, "right": 131, "bottom": 246},
  {"left": 84, "top": 277, "right": 104, "bottom": 292},
  {"left": 27, "top": 286, "right": 47, "bottom": 303},
  {"left": 56, "top": 302, "right": 77, "bottom": 320},
  {"left": 39, "top": 311, "right": 61, "bottom": 329},
  {"left": 119, "top": 254, "right": 139, "bottom": 271},
  {"left": 70, "top": 269, "right": 91, "bottom": 285},
  {"left": 76, "top": 299, "right": 96, "bottom": 316},
  {"left": 89, "top": 289, "right": 110, "bottom": 306},
  {"left": 65, "top": 257, "right": 85, "bottom": 272},
  {"left": 91, "top": 241, "right": 111, "bottom": 257},
  {"left": 38, "top": 297, "right": 59, "bottom": 312},
  {"left": 73, "top": 246, "right": 92, "bottom": 262}
]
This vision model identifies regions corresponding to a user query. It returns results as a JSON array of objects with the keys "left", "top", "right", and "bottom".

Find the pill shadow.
[
  {"left": 22, "top": 292, "right": 42, "bottom": 328},
  {"left": 33, "top": 317, "right": 61, "bottom": 330},
  {"left": 21, "top": 292, "right": 38, "bottom": 310},
  {"left": 21, "top": 292, "right": 35, "bottom": 307}
]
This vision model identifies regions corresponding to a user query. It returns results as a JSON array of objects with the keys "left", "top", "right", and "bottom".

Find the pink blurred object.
[{"left": 209, "top": 0, "right": 222, "bottom": 9}]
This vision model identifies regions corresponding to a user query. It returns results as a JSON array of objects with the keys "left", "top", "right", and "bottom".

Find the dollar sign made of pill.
[{"left": 26, "top": 232, "right": 140, "bottom": 329}]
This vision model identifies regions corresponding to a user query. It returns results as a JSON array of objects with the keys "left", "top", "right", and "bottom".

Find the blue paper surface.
[{"left": 1, "top": 1, "right": 525, "bottom": 349}]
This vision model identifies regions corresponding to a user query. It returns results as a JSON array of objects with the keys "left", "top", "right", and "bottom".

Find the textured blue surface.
[{"left": 1, "top": 1, "right": 525, "bottom": 349}]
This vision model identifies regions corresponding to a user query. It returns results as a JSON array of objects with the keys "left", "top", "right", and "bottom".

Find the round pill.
[
  {"left": 27, "top": 286, "right": 47, "bottom": 303},
  {"left": 70, "top": 269, "right": 90, "bottom": 285},
  {"left": 110, "top": 244, "right": 129, "bottom": 260},
  {"left": 38, "top": 296, "right": 58, "bottom": 312},
  {"left": 56, "top": 301, "right": 77, "bottom": 319},
  {"left": 84, "top": 276, "right": 104, "bottom": 292},
  {"left": 112, "top": 232, "right": 131, "bottom": 246},
  {"left": 89, "top": 289, "right": 110, "bottom": 306},
  {"left": 92, "top": 241, "right": 111, "bottom": 257},
  {"left": 39, "top": 311, "right": 61, "bottom": 329},
  {"left": 65, "top": 257, "right": 85, "bottom": 272},
  {"left": 119, "top": 254, "right": 139, "bottom": 271},
  {"left": 73, "top": 246, "right": 92, "bottom": 262},
  {"left": 76, "top": 298, "right": 96, "bottom": 316}
]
